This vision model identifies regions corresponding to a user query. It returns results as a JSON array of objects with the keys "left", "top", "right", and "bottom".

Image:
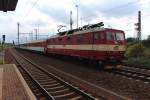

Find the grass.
[{"left": 0, "top": 60, "right": 4, "bottom": 64}]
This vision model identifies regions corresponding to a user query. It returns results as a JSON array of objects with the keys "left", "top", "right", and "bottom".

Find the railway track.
[
  {"left": 11, "top": 50, "right": 97, "bottom": 100},
  {"left": 123, "top": 63, "right": 150, "bottom": 71},
  {"left": 110, "top": 68, "right": 150, "bottom": 83}
]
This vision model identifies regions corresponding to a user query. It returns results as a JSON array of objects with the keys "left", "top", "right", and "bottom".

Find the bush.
[
  {"left": 142, "top": 39, "right": 150, "bottom": 48},
  {"left": 144, "top": 48, "right": 150, "bottom": 58},
  {"left": 126, "top": 43, "right": 145, "bottom": 58}
]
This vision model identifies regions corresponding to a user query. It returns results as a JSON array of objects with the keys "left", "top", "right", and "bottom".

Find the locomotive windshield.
[
  {"left": 115, "top": 33, "right": 124, "bottom": 40},
  {"left": 107, "top": 32, "right": 124, "bottom": 41}
]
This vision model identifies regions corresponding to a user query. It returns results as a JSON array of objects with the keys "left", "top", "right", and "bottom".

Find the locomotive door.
[{"left": 92, "top": 32, "right": 105, "bottom": 59}]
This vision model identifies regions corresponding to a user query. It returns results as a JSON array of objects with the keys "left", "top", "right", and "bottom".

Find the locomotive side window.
[
  {"left": 93, "top": 32, "right": 104, "bottom": 40},
  {"left": 77, "top": 34, "right": 82, "bottom": 43},
  {"left": 107, "top": 32, "right": 115, "bottom": 40},
  {"left": 59, "top": 38, "right": 62, "bottom": 41},
  {"left": 115, "top": 33, "right": 124, "bottom": 40},
  {"left": 94, "top": 33, "right": 99, "bottom": 40},
  {"left": 67, "top": 37, "right": 70, "bottom": 41},
  {"left": 100, "top": 33, "right": 104, "bottom": 40}
]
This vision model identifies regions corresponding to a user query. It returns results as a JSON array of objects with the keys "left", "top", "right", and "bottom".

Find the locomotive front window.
[
  {"left": 107, "top": 32, "right": 115, "bottom": 40},
  {"left": 107, "top": 32, "right": 124, "bottom": 41},
  {"left": 116, "top": 33, "right": 124, "bottom": 40}
]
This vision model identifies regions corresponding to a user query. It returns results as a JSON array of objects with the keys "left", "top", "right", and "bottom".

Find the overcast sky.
[{"left": 0, "top": 0, "right": 150, "bottom": 43}]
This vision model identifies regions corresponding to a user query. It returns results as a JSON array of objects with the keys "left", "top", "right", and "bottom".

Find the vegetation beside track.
[
  {"left": 0, "top": 60, "right": 3, "bottom": 64},
  {"left": 0, "top": 43, "right": 12, "bottom": 51},
  {"left": 125, "top": 37, "right": 150, "bottom": 67}
]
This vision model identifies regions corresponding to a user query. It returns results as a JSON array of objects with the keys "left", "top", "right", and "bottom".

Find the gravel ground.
[{"left": 6, "top": 48, "right": 150, "bottom": 100}]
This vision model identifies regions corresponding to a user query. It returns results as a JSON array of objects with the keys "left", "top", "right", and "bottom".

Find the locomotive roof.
[{"left": 49, "top": 27, "right": 124, "bottom": 39}]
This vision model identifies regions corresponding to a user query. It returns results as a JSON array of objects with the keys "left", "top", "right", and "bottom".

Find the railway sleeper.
[
  {"left": 44, "top": 85, "right": 65, "bottom": 90},
  {"left": 41, "top": 83, "right": 60, "bottom": 87},
  {"left": 49, "top": 88, "right": 70, "bottom": 94},
  {"left": 46, "top": 85, "right": 65, "bottom": 91},
  {"left": 34, "top": 77, "right": 50, "bottom": 80},
  {"left": 50, "top": 89, "right": 76, "bottom": 96},
  {"left": 53, "top": 91, "right": 76, "bottom": 99},
  {"left": 68, "top": 96, "right": 82, "bottom": 100},
  {"left": 37, "top": 79, "right": 54, "bottom": 82},
  {"left": 38, "top": 80, "right": 57, "bottom": 84}
]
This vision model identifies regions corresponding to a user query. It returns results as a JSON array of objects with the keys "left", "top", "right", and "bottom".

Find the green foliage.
[
  {"left": 125, "top": 37, "right": 150, "bottom": 66},
  {"left": 126, "top": 37, "right": 150, "bottom": 48},
  {"left": 144, "top": 48, "right": 150, "bottom": 58},
  {"left": 0, "top": 60, "right": 4, "bottom": 64},
  {"left": 148, "top": 35, "right": 150, "bottom": 40},
  {"left": 126, "top": 37, "right": 136, "bottom": 43},
  {"left": 126, "top": 43, "right": 145, "bottom": 58},
  {"left": 142, "top": 39, "right": 150, "bottom": 48}
]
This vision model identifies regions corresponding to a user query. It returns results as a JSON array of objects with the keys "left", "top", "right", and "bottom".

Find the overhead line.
[{"left": 22, "top": 0, "right": 40, "bottom": 21}]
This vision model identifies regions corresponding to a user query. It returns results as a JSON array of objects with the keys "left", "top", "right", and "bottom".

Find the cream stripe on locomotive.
[{"left": 47, "top": 44, "right": 125, "bottom": 51}]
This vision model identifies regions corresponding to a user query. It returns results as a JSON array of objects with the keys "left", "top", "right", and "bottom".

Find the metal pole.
[
  {"left": 138, "top": 11, "right": 141, "bottom": 41},
  {"left": 80, "top": 17, "right": 82, "bottom": 27},
  {"left": 38, "top": 24, "right": 39, "bottom": 39},
  {"left": 75, "top": 5, "right": 78, "bottom": 29},
  {"left": 35, "top": 29, "right": 37, "bottom": 40},
  {"left": 17, "top": 22, "right": 20, "bottom": 45},
  {"left": 70, "top": 11, "right": 73, "bottom": 30}
]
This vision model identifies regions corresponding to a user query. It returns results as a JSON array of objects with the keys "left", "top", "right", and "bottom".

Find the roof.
[
  {"left": 20, "top": 39, "right": 46, "bottom": 44},
  {"left": 0, "top": 0, "right": 18, "bottom": 12}
]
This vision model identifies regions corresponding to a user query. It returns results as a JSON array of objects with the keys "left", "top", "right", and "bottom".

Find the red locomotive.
[{"left": 19, "top": 22, "right": 126, "bottom": 68}]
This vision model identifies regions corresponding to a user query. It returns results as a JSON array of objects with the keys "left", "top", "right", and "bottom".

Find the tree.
[
  {"left": 126, "top": 43, "right": 145, "bottom": 58},
  {"left": 148, "top": 35, "right": 150, "bottom": 40},
  {"left": 142, "top": 39, "right": 150, "bottom": 48},
  {"left": 126, "top": 37, "right": 136, "bottom": 43}
]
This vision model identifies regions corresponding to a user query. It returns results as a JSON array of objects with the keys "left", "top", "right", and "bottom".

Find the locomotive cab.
[{"left": 106, "top": 29, "right": 126, "bottom": 63}]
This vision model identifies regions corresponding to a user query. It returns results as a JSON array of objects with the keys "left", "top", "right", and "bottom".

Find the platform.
[{"left": 0, "top": 64, "right": 36, "bottom": 100}]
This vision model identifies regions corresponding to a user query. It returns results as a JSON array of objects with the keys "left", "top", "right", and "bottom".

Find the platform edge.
[{"left": 13, "top": 64, "right": 36, "bottom": 100}]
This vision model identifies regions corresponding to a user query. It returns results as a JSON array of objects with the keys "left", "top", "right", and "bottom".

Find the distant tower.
[
  {"left": 135, "top": 11, "right": 141, "bottom": 41},
  {"left": 138, "top": 11, "right": 141, "bottom": 41},
  {"left": 70, "top": 11, "right": 73, "bottom": 30}
]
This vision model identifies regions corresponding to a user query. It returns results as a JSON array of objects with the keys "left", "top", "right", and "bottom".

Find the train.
[{"left": 18, "top": 22, "right": 126, "bottom": 68}]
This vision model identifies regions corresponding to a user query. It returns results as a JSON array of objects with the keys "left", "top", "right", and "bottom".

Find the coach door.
[{"left": 44, "top": 40, "right": 48, "bottom": 53}]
